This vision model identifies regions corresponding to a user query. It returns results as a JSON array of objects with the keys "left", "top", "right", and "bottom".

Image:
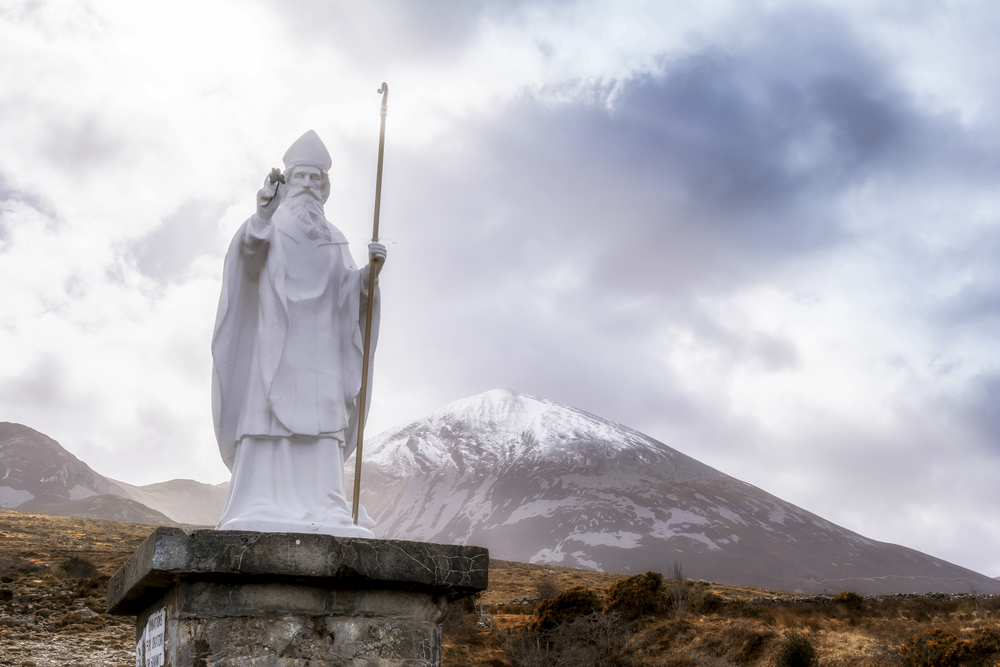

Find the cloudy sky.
[{"left": 1, "top": 0, "right": 998, "bottom": 577}]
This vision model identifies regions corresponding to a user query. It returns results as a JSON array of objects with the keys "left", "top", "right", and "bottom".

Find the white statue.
[{"left": 212, "top": 130, "right": 385, "bottom": 537}]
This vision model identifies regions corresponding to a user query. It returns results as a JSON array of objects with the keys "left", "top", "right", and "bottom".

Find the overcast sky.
[{"left": 1, "top": 0, "right": 998, "bottom": 578}]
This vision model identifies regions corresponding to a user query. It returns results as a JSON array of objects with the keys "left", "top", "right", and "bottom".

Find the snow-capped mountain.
[
  {"left": 354, "top": 389, "right": 1000, "bottom": 595},
  {"left": 0, "top": 422, "right": 225, "bottom": 526}
]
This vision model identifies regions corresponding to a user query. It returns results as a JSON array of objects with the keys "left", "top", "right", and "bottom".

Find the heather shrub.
[
  {"left": 900, "top": 628, "right": 964, "bottom": 667},
  {"left": 762, "top": 605, "right": 813, "bottom": 629},
  {"left": 498, "top": 603, "right": 536, "bottom": 615},
  {"left": 58, "top": 556, "right": 99, "bottom": 579},
  {"left": 500, "top": 608, "right": 634, "bottom": 667},
  {"left": 688, "top": 587, "right": 724, "bottom": 615},
  {"left": 73, "top": 576, "right": 108, "bottom": 600},
  {"left": 967, "top": 628, "right": 1000, "bottom": 663},
  {"left": 533, "top": 585, "right": 601, "bottom": 633},
  {"left": 900, "top": 596, "right": 954, "bottom": 622},
  {"left": 442, "top": 597, "right": 468, "bottom": 630},
  {"left": 0, "top": 556, "right": 51, "bottom": 580},
  {"left": 654, "top": 618, "right": 694, "bottom": 652},
  {"left": 900, "top": 627, "right": 1000, "bottom": 667},
  {"left": 721, "top": 597, "right": 761, "bottom": 619},
  {"left": 558, "top": 613, "right": 634, "bottom": 667},
  {"left": 831, "top": 590, "right": 864, "bottom": 611},
  {"left": 535, "top": 577, "right": 562, "bottom": 600},
  {"left": 774, "top": 631, "right": 819, "bottom": 667},
  {"left": 461, "top": 591, "right": 482, "bottom": 613},
  {"left": 441, "top": 604, "right": 486, "bottom": 646},
  {"left": 697, "top": 619, "right": 774, "bottom": 664},
  {"left": 497, "top": 624, "right": 558, "bottom": 667},
  {"left": 605, "top": 571, "right": 664, "bottom": 621}
]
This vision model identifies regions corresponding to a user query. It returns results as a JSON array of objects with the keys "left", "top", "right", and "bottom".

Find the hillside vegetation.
[
  {"left": 447, "top": 566, "right": 1000, "bottom": 667},
  {"left": 1, "top": 509, "right": 998, "bottom": 666}
]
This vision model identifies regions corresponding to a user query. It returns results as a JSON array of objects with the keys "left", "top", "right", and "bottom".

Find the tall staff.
[{"left": 353, "top": 83, "right": 389, "bottom": 526}]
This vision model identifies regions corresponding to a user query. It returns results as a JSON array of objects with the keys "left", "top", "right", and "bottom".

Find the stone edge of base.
[{"left": 107, "top": 527, "right": 489, "bottom": 615}]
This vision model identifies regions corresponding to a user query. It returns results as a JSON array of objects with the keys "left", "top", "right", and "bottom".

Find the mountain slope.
[
  {"left": 18, "top": 493, "right": 176, "bottom": 525},
  {"left": 0, "top": 422, "right": 223, "bottom": 526},
  {"left": 355, "top": 389, "right": 1000, "bottom": 595},
  {"left": 0, "top": 422, "right": 130, "bottom": 508}
]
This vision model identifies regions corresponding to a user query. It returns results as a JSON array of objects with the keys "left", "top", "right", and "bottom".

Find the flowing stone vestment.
[{"left": 212, "top": 203, "right": 379, "bottom": 537}]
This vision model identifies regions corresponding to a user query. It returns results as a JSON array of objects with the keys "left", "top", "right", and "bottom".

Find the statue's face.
[{"left": 286, "top": 166, "right": 323, "bottom": 200}]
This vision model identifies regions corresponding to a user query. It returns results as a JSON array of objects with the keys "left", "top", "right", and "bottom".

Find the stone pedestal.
[{"left": 107, "top": 528, "right": 489, "bottom": 667}]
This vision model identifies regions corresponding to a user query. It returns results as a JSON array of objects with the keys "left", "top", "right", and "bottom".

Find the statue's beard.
[
  {"left": 275, "top": 190, "right": 331, "bottom": 241},
  {"left": 278, "top": 190, "right": 326, "bottom": 223}
]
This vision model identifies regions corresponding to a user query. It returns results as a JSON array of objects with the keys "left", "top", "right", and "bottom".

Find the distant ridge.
[
  {"left": 110, "top": 478, "right": 228, "bottom": 526},
  {"left": 18, "top": 493, "right": 175, "bottom": 525},
  {"left": 354, "top": 389, "right": 1000, "bottom": 595}
]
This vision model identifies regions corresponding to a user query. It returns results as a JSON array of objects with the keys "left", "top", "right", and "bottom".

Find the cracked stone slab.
[{"left": 107, "top": 528, "right": 489, "bottom": 615}]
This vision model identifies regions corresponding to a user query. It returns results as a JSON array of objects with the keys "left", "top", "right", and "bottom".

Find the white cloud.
[{"left": 0, "top": 0, "right": 998, "bottom": 579}]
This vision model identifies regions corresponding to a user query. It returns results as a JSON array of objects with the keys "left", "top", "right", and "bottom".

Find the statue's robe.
[{"left": 211, "top": 207, "right": 379, "bottom": 536}]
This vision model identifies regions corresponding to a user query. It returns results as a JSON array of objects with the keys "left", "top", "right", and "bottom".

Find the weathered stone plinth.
[{"left": 107, "top": 527, "right": 489, "bottom": 667}]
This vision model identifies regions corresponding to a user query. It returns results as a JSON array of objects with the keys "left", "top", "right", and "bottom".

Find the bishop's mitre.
[{"left": 283, "top": 130, "right": 333, "bottom": 173}]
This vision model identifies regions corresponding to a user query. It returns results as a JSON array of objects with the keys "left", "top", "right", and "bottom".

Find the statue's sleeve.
[
  {"left": 212, "top": 217, "right": 267, "bottom": 469},
  {"left": 240, "top": 214, "right": 272, "bottom": 279}
]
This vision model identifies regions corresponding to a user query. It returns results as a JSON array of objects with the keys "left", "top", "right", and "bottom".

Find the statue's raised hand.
[{"left": 256, "top": 169, "right": 285, "bottom": 220}]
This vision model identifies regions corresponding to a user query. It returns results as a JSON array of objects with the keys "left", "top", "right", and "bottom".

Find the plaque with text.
[{"left": 135, "top": 607, "right": 165, "bottom": 667}]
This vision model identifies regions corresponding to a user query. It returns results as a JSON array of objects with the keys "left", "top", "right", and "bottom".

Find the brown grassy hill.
[
  {"left": 2, "top": 509, "right": 998, "bottom": 667},
  {"left": 17, "top": 494, "right": 177, "bottom": 526},
  {"left": 0, "top": 509, "right": 154, "bottom": 666}
]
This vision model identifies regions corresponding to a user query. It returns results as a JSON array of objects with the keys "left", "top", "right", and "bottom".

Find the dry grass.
[
  {"left": 484, "top": 559, "right": 627, "bottom": 606},
  {"left": 0, "top": 509, "right": 155, "bottom": 665},
  {"left": 448, "top": 574, "right": 1000, "bottom": 667},
  {"left": 4, "top": 509, "right": 1000, "bottom": 667}
]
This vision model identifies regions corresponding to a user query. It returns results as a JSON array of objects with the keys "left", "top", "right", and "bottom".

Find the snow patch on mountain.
[
  {"left": 710, "top": 505, "right": 747, "bottom": 525},
  {"left": 567, "top": 531, "right": 643, "bottom": 549},
  {"left": 503, "top": 499, "right": 569, "bottom": 524},
  {"left": 68, "top": 485, "right": 96, "bottom": 500},
  {"left": 0, "top": 487, "right": 34, "bottom": 508}
]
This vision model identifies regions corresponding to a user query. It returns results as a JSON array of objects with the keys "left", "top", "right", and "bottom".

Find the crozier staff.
[
  {"left": 353, "top": 82, "right": 389, "bottom": 525},
  {"left": 211, "top": 129, "right": 386, "bottom": 537}
]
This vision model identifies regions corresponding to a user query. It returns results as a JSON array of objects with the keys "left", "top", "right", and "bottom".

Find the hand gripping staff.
[{"left": 353, "top": 83, "right": 389, "bottom": 526}]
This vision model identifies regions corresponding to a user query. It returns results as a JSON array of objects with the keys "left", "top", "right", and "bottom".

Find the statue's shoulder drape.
[{"left": 211, "top": 217, "right": 380, "bottom": 470}]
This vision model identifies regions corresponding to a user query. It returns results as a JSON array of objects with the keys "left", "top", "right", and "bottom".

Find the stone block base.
[{"left": 107, "top": 528, "right": 488, "bottom": 667}]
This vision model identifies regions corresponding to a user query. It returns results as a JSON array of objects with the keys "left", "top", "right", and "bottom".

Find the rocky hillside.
[{"left": 0, "top": 423, "right": 129, "bottom": 511}]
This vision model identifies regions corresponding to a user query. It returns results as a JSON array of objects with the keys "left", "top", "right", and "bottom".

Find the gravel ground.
[{"left": 0, "top": 574, "right": 136, "bottom": 667}]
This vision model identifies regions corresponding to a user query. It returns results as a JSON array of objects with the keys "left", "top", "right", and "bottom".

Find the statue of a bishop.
[{"left": 212, "top": 130, "right": 385, "bottom": 537}]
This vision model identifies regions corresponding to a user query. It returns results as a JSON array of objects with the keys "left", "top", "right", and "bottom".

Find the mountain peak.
[
  {"left": 365, "top": 389, "right": 661, "bottom": 476},
  {"left": 435, "top": 389, "right": 551, "bottom": 426},
  {"left": 0, "top": 422, "right": 68, "bottom": 456},
  {"left": 426, "top": 389, "right": 643, "bottom": 454}
]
